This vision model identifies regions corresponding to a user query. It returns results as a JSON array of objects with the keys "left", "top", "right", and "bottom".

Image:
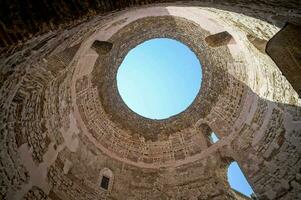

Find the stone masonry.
[{"left": 0, "top": 2, "right": 301, "bottom": 200}]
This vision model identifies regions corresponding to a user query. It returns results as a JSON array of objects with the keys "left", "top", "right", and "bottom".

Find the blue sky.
[
  {"left": 117, "top": 38, "right": 254, "bottom": 197},
  {"left": 228, "top": 162, "right": 254, "bottom": 197},
  {"left": 210, "top": 132, "right": 220, "bottom": 143},
  {"left": 117, "top": 38, "right": 202, "bottom": 119},
  {"left": 211, "top": 133, "right": 253, "bottom": 197}
]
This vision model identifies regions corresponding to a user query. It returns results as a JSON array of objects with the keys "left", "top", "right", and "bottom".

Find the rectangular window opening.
[
  {"left": 101, "top": 176, "right": 110, "bottom": 190},
  {"left": 210, "top": 132, "right": 220, "bottom": 143}
]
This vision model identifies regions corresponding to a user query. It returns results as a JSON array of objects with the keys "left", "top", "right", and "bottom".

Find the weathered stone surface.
[
  {"left": 91, "top": 16, "right": 229, "bottom": 141},
  {"left": 266, "top": 23, "right": 301, "bottom": 96},
  {"left": 91, "top": 40, "right": 113, "bottom": 55},
  {"left": 205, "top": 31, "right": 233, "bottom": 47},
  {"left": 1, "top": 0, "right": 301, "bottom": 56},
  {"left": 247, "top": 34, "right": 267, "bottom": 54},
  {"left": 0, "top": 3, "right": 300, "bottom": 200}
]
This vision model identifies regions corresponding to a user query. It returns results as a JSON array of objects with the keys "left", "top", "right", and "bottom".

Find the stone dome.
[{"left": 0, "top": 1, "right": 300, "bottom": 200}]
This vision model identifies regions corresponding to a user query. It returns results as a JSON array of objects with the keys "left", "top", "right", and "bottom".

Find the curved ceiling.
[{"left": 0, "top": 2, "right": 300, "bottom": 200}]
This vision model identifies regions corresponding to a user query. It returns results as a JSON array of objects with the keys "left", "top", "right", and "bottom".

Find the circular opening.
[{"left": 117, "top": 38, "right": 202, "bottom": 120}]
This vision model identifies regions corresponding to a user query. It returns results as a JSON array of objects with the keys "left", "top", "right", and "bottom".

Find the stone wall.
[
  {"left": 0, "top": 2, "right": 300, "bottom": 200},
  {"left": 266, "top": 23, "right": 301, "bottom": 97},
  {"left": 1, "top": 0, "right": 301, "bottom": 56}
]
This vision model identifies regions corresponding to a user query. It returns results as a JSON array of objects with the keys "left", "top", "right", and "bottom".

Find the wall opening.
[
  {"left": 227, "top": 161, "right": 255, "bottom": 198},
  {"left": 209, "top": 132, "right": 219, "bottom": 143},
  {"left": 99, "top": 168, "right": 114, "bottom": 192},
  {"left": 100, "top": 176, "right": 110, "bottom": 190},
  {"left": 117, "top": 38, "right": 202, "bottom": 120}
]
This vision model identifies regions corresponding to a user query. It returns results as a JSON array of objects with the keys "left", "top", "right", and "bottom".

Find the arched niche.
[
  {"left": 99, "top": 168, "right": 114, "bottom": 192},
  {"left": 209, "top": 132, "right": 220, "bottom": 144},
  {"left": 199, "top": 123, "right": 221, "bottom": 145},
  {"left": 226, "top": 161, "right": 256, "bottom": 199}
]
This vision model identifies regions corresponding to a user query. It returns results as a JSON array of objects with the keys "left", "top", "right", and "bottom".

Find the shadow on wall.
[
  {"left": 1, "top": 0, "right": 301, "bottom": 52},
  {"left": 0, "top": 5, "right": 300, "bottom": 199},
  {"left": 53, "top": 12, "right": 300, "bottom": 199},
  {"left": 266, "top": 23, "right": 301, "bottom": 97},
  {"left": 214, "top": 72, "right": 301, "bottom": 200}
]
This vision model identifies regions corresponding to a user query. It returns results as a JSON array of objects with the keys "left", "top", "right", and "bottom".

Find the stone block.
[
  {"left": 205, "top": 31, "right": 233, "bottom": 47},
  {"left": 91, "top": 40, "right": 113, "bottom": 55}
]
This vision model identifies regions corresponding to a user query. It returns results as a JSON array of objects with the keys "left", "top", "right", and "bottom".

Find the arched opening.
[
  {"left": 116, "top": 38, "right": 202, "bottom": 120},
  {"left": 99, "top": 168, "right": 114, "bottom": 192},
  {"left": 227, "top": 161, "right": 255, "bottom": 198},
  {"left": 209, "top": 132, "right": 220, "bottom": 143}
]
